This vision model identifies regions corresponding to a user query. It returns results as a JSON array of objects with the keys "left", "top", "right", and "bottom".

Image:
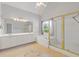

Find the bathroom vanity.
[
  {"left": 0, "top": 33, "right": 36, "bottom": 49},
  {"left": 0, "top": 17, "right": 36, "bottom": 49}
]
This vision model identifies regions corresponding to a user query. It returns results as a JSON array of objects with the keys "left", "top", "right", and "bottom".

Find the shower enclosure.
[{"left": 49, "top": 12, "right": 79, "bottom": 55}]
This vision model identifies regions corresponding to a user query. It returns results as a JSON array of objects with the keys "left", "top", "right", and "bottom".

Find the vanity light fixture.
[{"left": 11, "top": 17, "right": 28, "bottom": 22}]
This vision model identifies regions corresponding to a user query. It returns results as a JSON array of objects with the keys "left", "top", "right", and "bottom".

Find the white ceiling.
[
  {"left": 42, "top": 2, "right": 79, "bottom": 19},
  {"left": 2, "top": 2, "right": 48, "bottom": 16},
  {"left": 2, "top": 2, "right": 79, "bottom": 19}
]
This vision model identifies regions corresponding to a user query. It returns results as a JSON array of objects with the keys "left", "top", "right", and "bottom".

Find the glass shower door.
[{"left": 49, "top": 17, "right": 62, "bottom": 49}]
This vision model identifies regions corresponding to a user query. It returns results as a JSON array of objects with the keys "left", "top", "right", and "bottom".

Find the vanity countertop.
[{"left": 0, "top": 33, "right": 34, "bottom": 37}]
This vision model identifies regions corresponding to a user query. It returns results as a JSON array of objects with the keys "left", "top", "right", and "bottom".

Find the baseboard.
[{"left": 49, "top": 45, "right": 79, "bottom": 57}]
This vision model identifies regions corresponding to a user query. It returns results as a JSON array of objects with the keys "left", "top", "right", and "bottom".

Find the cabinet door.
[{"left": 0, "top": 36, "right": 11, "bottom": 49}]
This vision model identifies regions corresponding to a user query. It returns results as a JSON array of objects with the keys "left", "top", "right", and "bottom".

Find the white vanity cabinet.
[{"left": 0, "top": 33, "right": 36, "bottom": 49}]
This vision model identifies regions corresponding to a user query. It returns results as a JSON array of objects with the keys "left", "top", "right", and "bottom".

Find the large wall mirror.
[{"left": 0, "top": 18, "right": 33, "bottom": 34}]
